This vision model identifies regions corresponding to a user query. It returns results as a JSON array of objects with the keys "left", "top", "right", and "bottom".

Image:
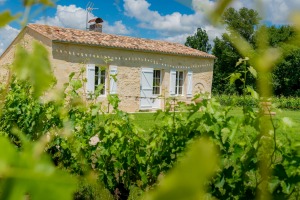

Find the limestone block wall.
[
  {"left": 117, "top": 66, "right": 141, "bottom": 112},
  {"left": 192, "top": 60, "right": 214, "bottom": 95}
]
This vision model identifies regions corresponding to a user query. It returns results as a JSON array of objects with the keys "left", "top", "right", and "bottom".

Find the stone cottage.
[{"left": 0, "top": 20, "right": 215, "bottom": 112}]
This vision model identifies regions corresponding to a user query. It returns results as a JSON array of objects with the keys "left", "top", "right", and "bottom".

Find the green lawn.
[{"left": 130, "top": 108, "right": 300, "bottom": 133}]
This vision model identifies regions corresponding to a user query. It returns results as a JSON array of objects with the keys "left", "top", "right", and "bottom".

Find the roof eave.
[{"left": 52, "top": 40, "right": 216, "bottom": 59}]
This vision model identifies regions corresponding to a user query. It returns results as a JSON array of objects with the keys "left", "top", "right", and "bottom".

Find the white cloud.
[
  {"left": 162, "top": 33, "right": 191, "bottom": 44},
  {"left": 161, "top": 25, "right": 224, "bottom": 45},
  {"left": 35, "top": 4, "right": 131, "bottom": 34},
  {"left": 124, "top": 0, "right": 300, "bottom": 45},
  {"left": 35, "top": 5, "right": 92, "bottom": 29},
  {"left": 259, "top": 0, "right": 300, "bottom": 24},
  {"left": 0, "top": 25, "right": 20, "bottom": 55},
  {"left": 103, "top": 21, "right": 131, "bottom": 35},
  {"left": 123, "top": 0, "right": 222, "bottom": 44},
  {"left": 124, "top": 0, "right": 207, "bottom": 36},
  {"left": 201, "top": 0, "right": 300, "bottom": 25}
]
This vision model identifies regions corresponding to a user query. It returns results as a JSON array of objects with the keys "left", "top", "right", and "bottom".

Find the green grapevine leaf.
[
  {"left": 0, "top": 137, "right": 77, "bottom": 200},
  {"left": 246, "top": 86, "right": 259, "bottom": 99},
  {"left": 23, "top": 0, "right": 54, "bottom": 6},
  {"left": 12, "top": 42, "right": 56, "bottom": 98},
  {"left": 229, "top": 73, "right": 241, "bottom": 85},
  {"left": 248, "top": 66, "right": 257, "bottom": 78},
  {"left": 144, "top": 138, "right": 218, "bottom": 200},
  {"left": 0, "top": 11, "right": 18, "bottom": 27}
]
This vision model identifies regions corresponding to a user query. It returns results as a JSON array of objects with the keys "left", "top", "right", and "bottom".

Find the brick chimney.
[{"left": 88, "top": 18, "right": 103, "bottom": 33}]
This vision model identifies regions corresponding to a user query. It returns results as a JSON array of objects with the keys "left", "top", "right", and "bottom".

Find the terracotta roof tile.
[{"left": 27, "top": 24, "right": 215, "bottom": 59}]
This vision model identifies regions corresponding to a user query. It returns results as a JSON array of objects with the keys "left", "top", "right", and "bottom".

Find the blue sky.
[{"left": 1, "top": 0, "right": 300, "bottom": 54}]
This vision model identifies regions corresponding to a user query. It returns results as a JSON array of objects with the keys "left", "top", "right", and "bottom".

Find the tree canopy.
[
  {"left": 185, "top": 28, "right": 212, "bottom": 53},
  {"left": 211, "top": 7, "right": 300, "bottom": 97},
  {"left": 212, "top": 7, "right": 260, "bottom": 94}
]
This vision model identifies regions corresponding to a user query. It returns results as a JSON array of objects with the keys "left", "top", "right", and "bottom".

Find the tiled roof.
[{"left": 27, "top": 24, "right": 215, "bottom": 59}]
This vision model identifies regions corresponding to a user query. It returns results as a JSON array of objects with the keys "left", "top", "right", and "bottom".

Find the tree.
[
  {"left": 222, "top": 7, "right": 261, "bottom": 43},
  {"left": 212, "top": 7, "right": 261, "bottom": 94},
  {"left": 185, "top": 28, "right": 212, "bottom": 53},
  {"left": 266, "top": 25, "right": 295, "bottom": 47},
  {"left": 266, "top": 25, "right": 300, "bottom": 96},
  {"left": 273, "top": 49, "right": 300, "bottom": 96}
]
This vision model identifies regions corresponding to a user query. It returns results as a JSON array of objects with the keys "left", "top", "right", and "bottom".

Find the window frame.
[
  {"left": 94, "top": 66, "right": 106, "bottom": 96},
  {"left": 152, "top": 69, "right": 161, "bottom": 95},
  {"left": 175, "top": 70, "right": 184, "bottom": 95}
]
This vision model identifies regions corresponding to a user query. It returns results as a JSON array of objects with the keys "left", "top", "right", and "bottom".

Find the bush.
[
  {"left": 215, "top": 94, "right": 300, "bottom": 110},
  {"left": 73, "top": 178, "right": 113, "bottom": 200}
]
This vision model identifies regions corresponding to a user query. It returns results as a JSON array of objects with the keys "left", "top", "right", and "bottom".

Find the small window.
[
  {"left": 95, "top": 66, "right": 106, "bottom": 95},
  {"left": 175, "top": 71, "right": 184, "bottom": 95},
  {"left": 153, "top": 70, "right": 161, "bottom": 95}
]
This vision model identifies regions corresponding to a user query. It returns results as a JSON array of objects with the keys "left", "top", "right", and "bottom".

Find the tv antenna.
[{"left": 86, "top": 2, "right": 99, "bottom": 30}]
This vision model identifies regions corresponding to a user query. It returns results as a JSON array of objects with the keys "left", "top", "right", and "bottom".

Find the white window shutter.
[
  {"left": 110, "top": 65, "right": 118, "bottom": 94},
  {"left": 86, "top": 64, "right": 95, "bottom": 94},
  {"left": 169, "top": 69, "right": 176, "bottom": 95},
  {"left": 140, "top": 68, "right": 154, "bottom": 109},
  {"left": 187, "top": 70, "right": 193, "bottom": 97}
]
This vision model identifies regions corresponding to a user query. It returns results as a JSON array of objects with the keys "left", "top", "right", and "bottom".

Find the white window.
[
  {"left": 152, "top": 70, "right": 161, "bottom": 95},
  {"left": 170, "top": 69, "right": 185, "bottom": 96},
  {"left": 175, "top": 71, "right": 184, "bottom": 95},
  {"left": 86, "top": 64, "right": 118, "bottom": 96},
  {"left": 170, "top": 69, "right": 193, "bottom": 97},
  {"left": 95, "top": 66, "right": 106, "bottom": 95}
]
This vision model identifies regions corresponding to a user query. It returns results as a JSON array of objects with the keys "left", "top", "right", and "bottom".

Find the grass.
[
  {"left": 129, "top": 112, "right": 160, "bottom": 131},
  {"left": 130, "top": 107, "right": 300, "bottom": 133}
]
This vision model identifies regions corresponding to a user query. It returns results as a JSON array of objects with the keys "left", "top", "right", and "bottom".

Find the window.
[
  {"left": 152, "top": 70, "right": 161, "bottom": 95},
  {"left": 175, "top": 71, "right": 184, "bottom": 95},
  {"left": 86, "top": 64, "right": 117, "bottom": 96},
  {"left": 95, "top": 66, "right": 106, "bottom": 95}
]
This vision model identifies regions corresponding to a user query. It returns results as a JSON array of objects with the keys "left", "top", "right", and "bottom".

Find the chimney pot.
[{"left": 88, "top": 17, "right": 103, "bottom": 33}]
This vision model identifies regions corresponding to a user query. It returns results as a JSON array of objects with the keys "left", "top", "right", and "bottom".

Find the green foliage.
[
  {"left": 0, "top": 78, "right": 61, "bottom": 143},
  {"left": 2, "top": 74, "right": 300, "bottom": 199},
  {"left": 0, "top": 11, "right": 19, "bottom": 27},
  {"left": 1, "top": 1, "right": 300, "bottom": 200},
  {"left": 13, "top": 42, "right": 56, "bottom": 98},
  {"left": 0, "top": 19, "right": 76, "bottom": 199},
  {"left": 23, "top": 0, "right": 54, "bottom": 6},
  {"left": 145, "top": 138, "right": 218, "bottom": 200},
  {"left": 273, "top": 49, "right": 300, "bottom": 96},
  {"left": 185, "top": 28, "right": 212, "bottom": 53},
  {"left": 73, "top": 177, "right": 113, "bottom": 200},
  {"left": 216, "top": 94, "right": 258, "bottom": 107},
  {"left": 216, "top": 95, "right": 300, "bottom": 110},
  {"left": 213, "top": 12, "right": 300, "bottom": 97},
  {"left": 274, "top": 96, "right": 300, "bottom": 110},
  {"left": 212, "top": 7, "right": 261, "bottom": 95},
  {"left": 0, "top": 136, "right": 77, "bottom": 200},
  {"left": 222, "top": 7, "right": 261, "bottom": 43},
  {"left": 212, "top": 36, "right": 241, "bottom": 94},
  {"left": 266, "top": 25, "right": 295, "bottom": 48}
]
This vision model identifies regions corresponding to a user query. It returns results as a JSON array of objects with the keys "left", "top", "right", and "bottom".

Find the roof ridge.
[{"left": 28, "top": 23, "right": 184, "bottom": 45}]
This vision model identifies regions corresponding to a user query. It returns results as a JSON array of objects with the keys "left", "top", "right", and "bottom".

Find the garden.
[{"left": 1, "top": 0, "right": 300, "bottom": 200}]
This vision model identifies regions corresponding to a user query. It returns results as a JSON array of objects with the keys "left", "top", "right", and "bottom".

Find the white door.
[{"left": 140, "top": 68, "right": 161, "bottom": 110}]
